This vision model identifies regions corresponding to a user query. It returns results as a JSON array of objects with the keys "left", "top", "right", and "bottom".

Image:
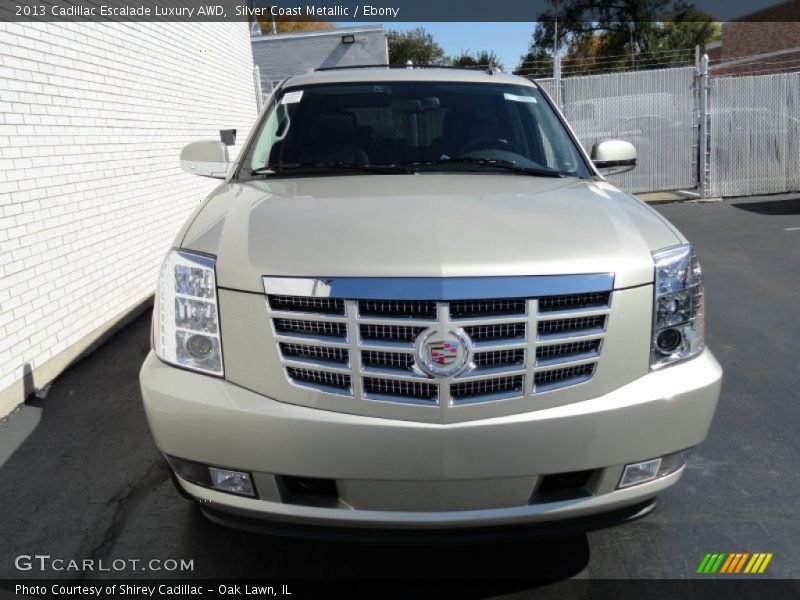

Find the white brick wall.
[{"left": 0, "top": 22, "right": 258, "bottom": 415}]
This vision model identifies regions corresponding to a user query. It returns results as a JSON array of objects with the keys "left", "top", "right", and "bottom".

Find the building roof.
[
  {"left": 251, "top": 25, "right": 385, "bottom": 43},
  {"left": 732, "top": 0, "right": 800, "bottom": 21}
]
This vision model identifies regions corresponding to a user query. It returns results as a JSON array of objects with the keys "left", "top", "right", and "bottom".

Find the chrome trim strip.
[
  {"left": 451, "top": 390, "right": 525, "bottom": 405},
  {"left": 536, "top": 305, "right": 611, "bottom": 317},
  {"left": 288, "top": 380, "right": 353, "bottom": 397},
  {"left": 360, "top": 366, "right": 431, "bottom": 380},
  {"left": 263, "top": 274, "right": 615, "bottom": 300},
  {"left": 363, "top": 392, "right": 439, "bottom": 406},
  {"left": 535, "top": 350, "right": 600, "bottom": 367},
  {"left": 280, "top": 358, "right": 352, "bottom": 374},
  {"left": 537, "top": 326, "right": 606, "bottom": 342},
  {"left": 453, "top": 366, "right": 527, "bottom": 382},
  {"left": 534, "top": 373, "right": 594, "bottom": 393}
]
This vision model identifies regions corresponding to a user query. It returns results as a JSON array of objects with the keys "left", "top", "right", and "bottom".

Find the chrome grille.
[
  {"left": 362, "top": 350, "right": 415, "bottom": 371},
  {"left": 534, "top": 364, "right": 595, "bottom": 392},
  {"left": 537, "top": 315, "right": 606, "bottom": 338},
  {"left": 265, "top": 277, "right": 611, "bottom": 406},
  {"left": 538, "top": 292, "right": 610, "bottom": 313},
  {"left": 274, "top": 319, "right": 347, "bottom": 339},
  {"left": 360, "top": 324, "right": 426, "bottom": 344},
  {"left": 268, "top": 295, "right": 345, "bottom": 315},
  {"left": 464, "top": 323, "right": 526, "bottom": 342},
  {"left": 451, "top": 376, "right": 524, "bottom": 403},
  {"left": 286, "top": 367, "right": 351, "bottom": 391},
  {"left": 280, "top": 343, "right": 349, "bottom": 365},
  {"left": 450, "top": 298, "right": 526, "bottom": 319},
  {"left": 473, "top": 349, "right": 525, "bottom": 369},
  {"left": 363, "top": 378, "right": 438, "bottom": 403},
  {"left": 359, "top": 299, "right": 437, "bottom": 319},
  {"left": 536, "top": 339, "right": 601, "bottom": 365}
]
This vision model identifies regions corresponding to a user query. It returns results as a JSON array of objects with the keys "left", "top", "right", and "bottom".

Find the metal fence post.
[
  {"left": 692, "top": 46, "right": 700, "bottom": 183},
  {"left": 698, "top": 54, "right": 711, "bottom": 197},
  {"left": 253, "top": 65, "right": 264, "bottom": 112},
  {"left": 552, "top": 55, "right": 562, "bottom": 110}
]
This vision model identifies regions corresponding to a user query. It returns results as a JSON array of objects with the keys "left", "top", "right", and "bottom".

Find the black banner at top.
[{"left": 1, "top": 0, "right": 798, "bottom": 22}]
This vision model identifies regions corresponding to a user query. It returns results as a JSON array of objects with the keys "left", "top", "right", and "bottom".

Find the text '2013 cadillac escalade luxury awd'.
[{"left": 140, "top": 67, "right": 722, "bottom": 537}]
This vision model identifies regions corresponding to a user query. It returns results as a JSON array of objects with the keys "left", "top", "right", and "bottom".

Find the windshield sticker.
[
  {"left": 281, "top": 91, "right": 303, "bottom": 104},
  {"left": 504, "top": 93, "right": 537, "bottom": 104}
]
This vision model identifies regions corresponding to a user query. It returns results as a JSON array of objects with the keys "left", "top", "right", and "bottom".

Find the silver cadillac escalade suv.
[{"left": 140, "top": 67, "right": 722, "bottom": 537}]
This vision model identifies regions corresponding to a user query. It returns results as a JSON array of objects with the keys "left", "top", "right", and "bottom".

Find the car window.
[{"left": 243, "top": 80, "right": 590, "bottom": 177}]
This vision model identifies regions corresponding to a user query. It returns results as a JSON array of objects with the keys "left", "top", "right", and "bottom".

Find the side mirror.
[
  {"left": 180, "top": 141, "right": 230, "bottom": 179},
  {"left": 591, "top": 140, "right": 637, "bottom": 175}
]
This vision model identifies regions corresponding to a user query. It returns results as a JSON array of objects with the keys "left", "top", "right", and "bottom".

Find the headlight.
[
  {"left": 651, "top": 244, "right": 704, "bottom": 369},
  {"left": 153, "top": 250, "right": 224, "bottom": 376}
]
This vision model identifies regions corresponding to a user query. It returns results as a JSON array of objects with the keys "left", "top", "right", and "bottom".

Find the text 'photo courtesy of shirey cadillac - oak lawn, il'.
[{"left": 0, "top": 1, "right": 799, "bottom": 598}]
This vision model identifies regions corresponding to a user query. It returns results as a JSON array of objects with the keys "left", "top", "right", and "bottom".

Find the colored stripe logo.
[{"left": 696, "top": 553, "right": 773, "bottom": 574}]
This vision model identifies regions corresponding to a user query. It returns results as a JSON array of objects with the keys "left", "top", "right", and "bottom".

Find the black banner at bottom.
[{"left": 2, "top": 579, "right": 800, "bottom": 600}]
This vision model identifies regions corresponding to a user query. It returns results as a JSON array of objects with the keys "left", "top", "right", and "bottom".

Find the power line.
[
  {"left": 559, "top": 47, "right": 695, "bottom": 64},
  {"left": 514, "top": 59, "right": 694, "bottom": 76}
]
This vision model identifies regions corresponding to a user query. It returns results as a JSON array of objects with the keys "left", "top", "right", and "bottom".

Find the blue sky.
[{"left": 349, "top": 22, "right": 537, "bottom": 72}]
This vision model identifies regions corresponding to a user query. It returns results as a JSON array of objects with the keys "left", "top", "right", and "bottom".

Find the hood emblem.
[
  {"left": 430, "top": 341, "right": 459, "bottom": 366},
  {"left": 414, "top": 328, "right": 473, "bottom": 377}
]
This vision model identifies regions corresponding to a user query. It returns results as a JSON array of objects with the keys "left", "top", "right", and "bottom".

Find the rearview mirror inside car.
[{"left": 390, "top": 97, "right": 441, "bottom": 113}]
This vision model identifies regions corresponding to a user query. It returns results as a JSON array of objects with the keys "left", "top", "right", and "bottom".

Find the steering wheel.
[{"left": 456, "top": 136, "right": 521, "bottom": 156}]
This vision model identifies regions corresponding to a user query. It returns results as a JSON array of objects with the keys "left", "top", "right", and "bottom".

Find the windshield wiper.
[
  {"left": 251, "top": 162, "right": 408, "bottom": 176},
  {"left": 399, "top": 157, "right": 565, "bottom": 178}
]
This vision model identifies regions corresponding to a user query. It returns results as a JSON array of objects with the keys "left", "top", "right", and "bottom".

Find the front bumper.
[{"left": 140, "top": 349, "right": 722, "bottom": 530}]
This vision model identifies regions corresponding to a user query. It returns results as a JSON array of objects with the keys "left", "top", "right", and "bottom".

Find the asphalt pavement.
[{"left": 0, "top": 194, "right": 798, "bottom": 594}]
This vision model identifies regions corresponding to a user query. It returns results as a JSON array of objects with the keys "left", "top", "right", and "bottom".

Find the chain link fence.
[
  {"left": 560, "top": 67, "right": 697, "bottom": 193},
  {"left": 253, "top": 65, "right": 280, "bottom": 112},
  {"left": 709, "top": 72, "right": 800, "bottom": 197},
  {"left": 541, "top": 61, "right": 800, "bottom": 198}
]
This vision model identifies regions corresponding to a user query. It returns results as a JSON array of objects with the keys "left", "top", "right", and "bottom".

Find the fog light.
[
  {"left": 209, "top": 467, "right": 256, "bottom": 497},
  {"left": 657, "top": 450, "right": 687, "bottom": 477},
  {"left": 656, "top": 328, "right": 682, "bottom": 353},
  {"left": 619, "top": 450, "right": 688, "bottom": 489},
  {"left": 165, "top": 455, "right": 257, "bottom": 498},
  {"left": 619, "top": 458, "right": 662, "bottom": 488}
]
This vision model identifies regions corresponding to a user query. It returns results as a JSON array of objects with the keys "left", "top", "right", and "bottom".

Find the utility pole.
[
  {"left": 553, "top": 0, "right": 559, "bottom": 58},
  {"left": 629, "top": 22, "right": 635, "bottom": 68},
  {"left": 552, "top": 0, "right": 562, "bottom": 108}
]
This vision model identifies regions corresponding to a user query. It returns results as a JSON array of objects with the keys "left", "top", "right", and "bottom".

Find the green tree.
[
  {"left": 252, "top": 15, "right": 334, "bottom": 34},
  {"left": 522, "top": 0, "right": 719, "bottom": 72},
  {"left": 514, "top": 47, "right": 553, "bottom": 77},
  {"left": 451, "top": 50, "right": 504, "bottom": 71},
  {"left": 657, "top": 8, "right": 720, "bottom": 58},
  {"left": 528, "top": 0, "right": 675, "bottom": 58},
  {"left": 387, "top": 28, "right": 446, "bottom": 65}
]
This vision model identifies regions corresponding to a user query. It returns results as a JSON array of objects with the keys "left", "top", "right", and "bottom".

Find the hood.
[{"left": 181, "top": 174, "right": 682, "bottom": 293}]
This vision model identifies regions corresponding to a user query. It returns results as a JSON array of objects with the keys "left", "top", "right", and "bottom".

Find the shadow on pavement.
[
  {"left": 181, "top": 502, "right": 589, "bottom": 583},
  {"left": 732, "top": 197, "right": 800, "bottom": 215}
]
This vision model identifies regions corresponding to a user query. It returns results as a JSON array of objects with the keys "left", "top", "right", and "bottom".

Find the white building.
[
  {"left": 251, "top": 25, "right": 388, "bottom": 92},
  {"left": 0, "top": 22, "right": 259, "bottom": 418}
]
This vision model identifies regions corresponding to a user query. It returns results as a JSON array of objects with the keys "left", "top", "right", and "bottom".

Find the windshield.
[{"left": 242, "top": 80, "right": 590, "bottom": 179}]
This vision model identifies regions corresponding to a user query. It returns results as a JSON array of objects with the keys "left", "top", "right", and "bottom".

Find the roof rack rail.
[{"left": 313, "top": 63, "right": 501, "bottom": 75}]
